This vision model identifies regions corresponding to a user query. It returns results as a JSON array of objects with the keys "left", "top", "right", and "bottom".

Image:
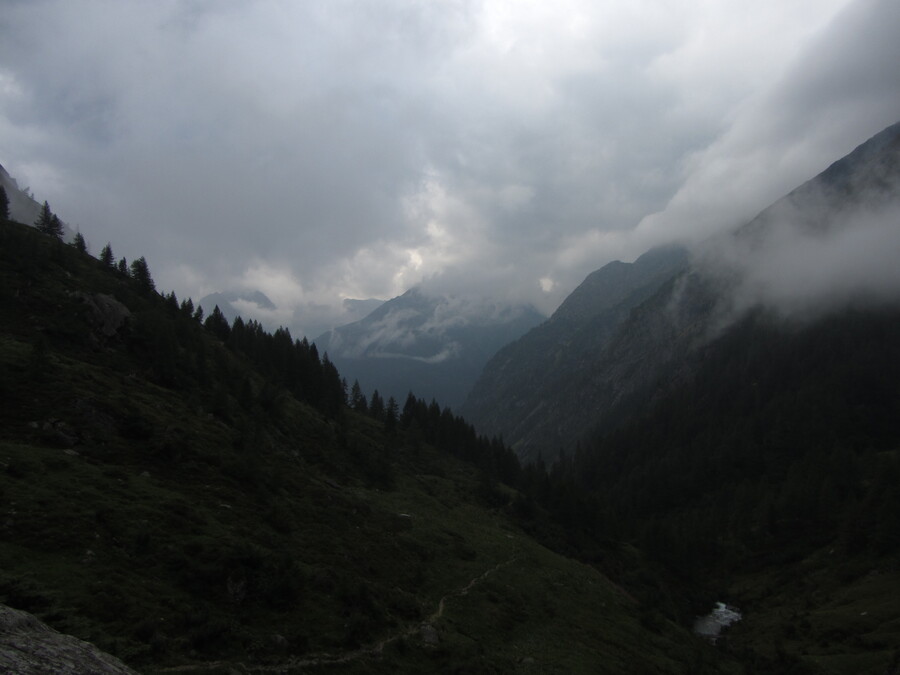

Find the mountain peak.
[{"left": 316, "top": 290, "right": 544, "bottom": 408}]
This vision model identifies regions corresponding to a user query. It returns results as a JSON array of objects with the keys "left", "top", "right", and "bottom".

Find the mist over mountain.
[
  {"left": 699, "top": 119, "right": 900, "bottom": 325},
  {"left": 316, "top": 288, "right": 544, "bottom": 408},
  {"left": 465, "top": 119, "right": 900, "bottom": 464}
]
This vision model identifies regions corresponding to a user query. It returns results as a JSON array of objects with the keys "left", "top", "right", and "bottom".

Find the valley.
[
  {"left": 0, "top": 216, "right": 729, "bottom": 673},
  {"left": 1, "top": 116, "right": 899, "bottom": 673}
]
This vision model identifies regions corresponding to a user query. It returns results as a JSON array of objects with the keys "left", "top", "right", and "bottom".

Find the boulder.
[
  {"left": 419, "top": 623, "right": 439, "bottom": 647},
  {"left": 0, "top": 604, "right": 138, "bottom": 674},
  {"left": 73, "top": 292, "right": 132, "bottom": 338}
]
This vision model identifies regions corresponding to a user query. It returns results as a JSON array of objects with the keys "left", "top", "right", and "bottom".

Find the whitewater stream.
[{"left": 693, "top": 602, "right": 742, "bottom": 643}]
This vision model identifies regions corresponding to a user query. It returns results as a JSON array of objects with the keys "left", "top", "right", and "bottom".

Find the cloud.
[
  {"left": 634, "top": 0, "right": 900, "bottom": 248},
  {"left": 696, "top": 157, "right": 900, "bottom": 325},
  {"left": 2, "top": 0, "right": 897, "bottom": 332},
  {"left": 373, "top": 345, "right": 462, "bottom": 365},
  {"left": 688, "top": 215, "right": 897, "bottom": 352},
  {"left": 733, "top": 205, "right": 900, "bottom": 316}
]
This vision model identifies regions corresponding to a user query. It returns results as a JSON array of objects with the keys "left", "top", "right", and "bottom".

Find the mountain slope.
[
  {"left": 316, "top": 288, "right": 544, "bottom": 409},
  {"left": 462, "top": 245, "right": 688, "bottom": 463}
]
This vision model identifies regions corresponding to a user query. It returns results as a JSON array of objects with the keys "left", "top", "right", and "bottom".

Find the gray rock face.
[{"left": 0, "top": 604, "right": 138, "bottom": 674}]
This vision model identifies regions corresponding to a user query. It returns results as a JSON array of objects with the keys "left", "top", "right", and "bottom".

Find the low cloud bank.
[{"left": 699, "top": 184, "right": 900, "bottom": 325}]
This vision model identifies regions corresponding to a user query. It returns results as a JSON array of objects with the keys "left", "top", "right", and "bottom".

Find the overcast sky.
[{"left": 2, "top": 0, "right": 899, "bottom": 335}]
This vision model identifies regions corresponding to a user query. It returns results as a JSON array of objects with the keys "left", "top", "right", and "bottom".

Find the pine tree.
[
  {"left": 100, "top": 243, "right": 114, "bottom": 267},
  {"left": 385, "top": 396, "right": 399, "bottom": 433},
  {"left": 73, "top": 231, "right": 87, "bottom": 253},
  {"left": 164, "top": 291, "right": 179, "bottom": 313},
  {"left": 401, "top": 392, "right": 420, "bottom": 428},
  {"left": 350, "top": 380, "right": 368, "bottom": 412},
  {"left": 117, "top": 257, "right": 128, "bottom": 274},
  {"left": 319, "top": 354, "right": 344, "bottom": 415},
  {"left": 49, "top": 214, "right": 64, "bottom": 240},
  {"left": 35, "top": 200, "right": 52, "bottom": 231},
  {"left": 369, "top": 390, "right": 385, "bottom": 421},
  {"left": 129, "top": 256, "right": 156, "bottom": 293},
  {"left": 0, "top": 185, "right": 9, "bottom": 221},
  {"left": 35, "top": 201, "right": 62, "bottom": 239},
  {"left": 204, "top": 305, "right": 231, "bottom": 341}
]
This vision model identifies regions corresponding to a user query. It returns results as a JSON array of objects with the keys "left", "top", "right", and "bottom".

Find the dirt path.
[{"left": 158, "top": 550, "right": 520, "bottom": 673}]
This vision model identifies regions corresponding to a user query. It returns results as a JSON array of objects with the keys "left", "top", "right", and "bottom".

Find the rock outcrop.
[
  {"left": 0, "top": 604, "right": 138, "bottom": 674},
  {"left": 74, "top": 292, "right": 132, "bottom": 339}
]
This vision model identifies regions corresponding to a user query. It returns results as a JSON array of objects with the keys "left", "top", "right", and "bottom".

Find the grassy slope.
[{"left": 0, "top": 219, "right": 730, "bottom": 673}]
